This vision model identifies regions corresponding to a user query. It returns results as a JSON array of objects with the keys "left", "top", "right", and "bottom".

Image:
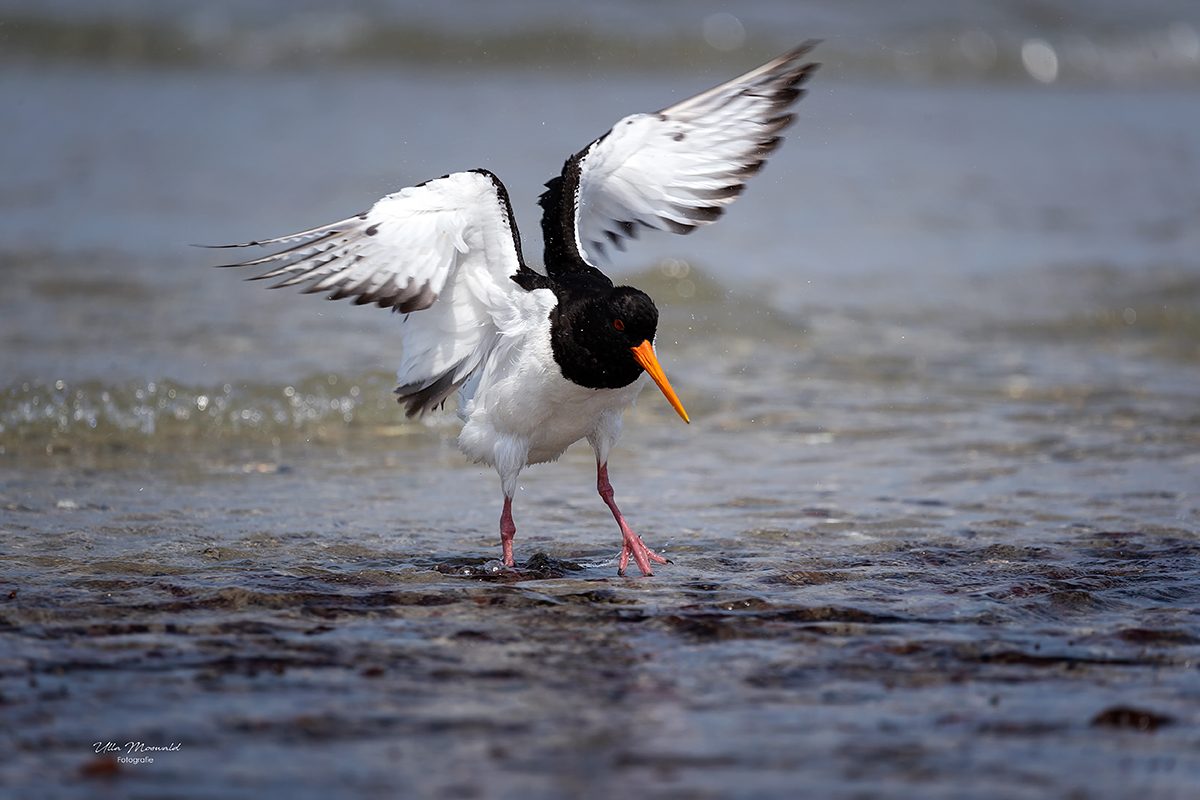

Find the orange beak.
[{"left": 631, "top": 340, "right": 690, "bottom": 424}]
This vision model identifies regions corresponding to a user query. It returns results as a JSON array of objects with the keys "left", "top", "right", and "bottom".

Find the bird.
[{"left": 212, "top": 42, "right": 819, "bottom": 576}]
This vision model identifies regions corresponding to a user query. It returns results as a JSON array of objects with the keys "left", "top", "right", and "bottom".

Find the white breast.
[{"left": 454, "top": 300, "right": 648, "bottom": 475}]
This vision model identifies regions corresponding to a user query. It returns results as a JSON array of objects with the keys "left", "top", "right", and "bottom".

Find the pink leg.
[
  {"left": 597, "top": 462, "right": 668, "bottom": 577},
  {"left": 500, "top": 496, "right": 516, "bottom": 567}
]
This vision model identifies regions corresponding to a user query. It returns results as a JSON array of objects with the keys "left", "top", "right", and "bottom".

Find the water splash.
[{"left": 0, "top": 372, "right": 442, "bottom": 460}]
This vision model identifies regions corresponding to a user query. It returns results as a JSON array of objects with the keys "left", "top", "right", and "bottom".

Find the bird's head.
[{"left": 583, "top": 286, "right": 690, "bottom": 424}]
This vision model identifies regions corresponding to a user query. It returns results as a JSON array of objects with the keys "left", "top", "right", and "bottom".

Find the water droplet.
[
  {"left": 1169, "top": 21, "right": 1200, "bottom": 61},
  {"left": 1022, "top": 39, "right": 1059, "bottom": 83},
  {"left": 960, "top": 29, "right": 997, "bottom": 70},
  {"left": 703, "top": 12, "right": 744, "bottom": 52}
]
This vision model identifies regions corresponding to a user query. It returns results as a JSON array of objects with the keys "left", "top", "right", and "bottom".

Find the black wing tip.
[
  {"left": 787, "top": 39, "right": 823, "bottom": 61},
  {"left": 198, "top": 241, "right": 274, "bottom": 264},
  {"left": 696, "top": 184, "right": 745, "bottom": 201},
  {"left": 678, "top": 204, "right": 723, "bottom": 224},
  {"left": 792, "top": 62, "right": 820, "bottom": 88},
  {"left": 662, "top": 218, "right": 695, "bottom": 236},
  {"left": 210, "top": 257, "right": 278, "bottom": 270},
  {"left": 394, "top": 372, "right": 462, "bottom": 418},
  {"left": 769, "top": 44, "right": 821, "bottom": 98}
]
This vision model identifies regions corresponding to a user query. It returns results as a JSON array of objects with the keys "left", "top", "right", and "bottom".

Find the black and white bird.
[{"left": 214, "top": 42, "right": 818, "bottom": 576}]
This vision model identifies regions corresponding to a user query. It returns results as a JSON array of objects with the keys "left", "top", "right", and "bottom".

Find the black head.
[
  {"left": 552, "top": 285, "right": 658, "bottom": 390},
  {"left": 546, "top": 280, "right": 690, "bottom": 422}
]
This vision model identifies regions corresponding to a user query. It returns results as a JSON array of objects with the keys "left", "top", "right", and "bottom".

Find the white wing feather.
[
  {"left": 214, "top": 170, "right": 531, "bottom": 415},
  {"left": 572, "top": 41, "right": 819, "bottom": 264}
]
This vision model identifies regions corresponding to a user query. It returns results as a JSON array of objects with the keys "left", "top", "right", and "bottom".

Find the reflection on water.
[{"left": 2, "top": 4, "right": 1200, "bottom": 796}]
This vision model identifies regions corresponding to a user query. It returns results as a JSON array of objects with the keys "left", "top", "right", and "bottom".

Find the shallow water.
[{"left": 3, "top": 4, "right": 1200, "bottom": 797}]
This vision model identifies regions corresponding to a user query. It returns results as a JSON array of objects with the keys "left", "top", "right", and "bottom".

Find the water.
[{"left": 2, "top": 2, "right": 1200, "bottom": 797}]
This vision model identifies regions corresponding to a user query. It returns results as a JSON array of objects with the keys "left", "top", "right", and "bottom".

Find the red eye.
[{"left": 613, "top": 319, "right": 625, "bottom": 331}]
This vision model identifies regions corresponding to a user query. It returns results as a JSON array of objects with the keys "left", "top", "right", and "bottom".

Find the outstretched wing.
[
  {"left": 540, "top": 41, "right": 819, "bottom": 269},
  {"left": 212, "top": 169, "right": 532, "bottom": 416}
]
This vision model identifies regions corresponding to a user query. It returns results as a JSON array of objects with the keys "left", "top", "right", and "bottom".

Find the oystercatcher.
[{"left": 214, "top": 42, "right": 819, "bottom": 576}]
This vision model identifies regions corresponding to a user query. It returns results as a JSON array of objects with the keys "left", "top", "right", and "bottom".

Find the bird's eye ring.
[{"left": 613, "top": 319, "right": 625, "bottom": 331}]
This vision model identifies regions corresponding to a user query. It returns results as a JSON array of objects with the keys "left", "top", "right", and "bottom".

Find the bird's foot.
[
  {"left": 597, "top": 462, "right": 669, "bottom": 577},
  {"left": 617, "top": 529, "right": 669, "bottom": 577}
]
